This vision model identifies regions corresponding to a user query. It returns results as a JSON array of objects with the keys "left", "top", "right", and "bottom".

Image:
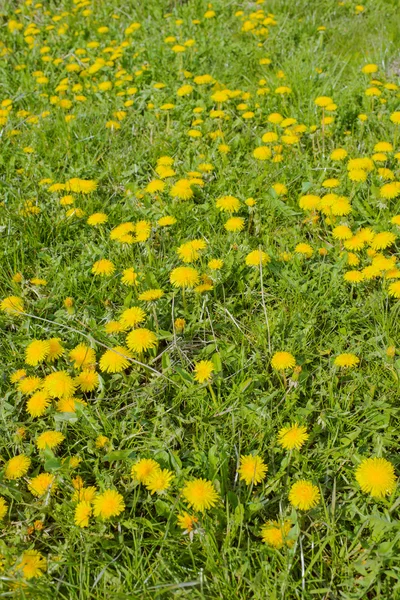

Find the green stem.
[
  {"left": 182, "top": 288, "right": 187, "bottom": 312},
  {"left": 152, "top": 305, "right": 159, "bottom": 333},
  {"left": 208, "top": 383, "right": 217, "bottom": 407}
]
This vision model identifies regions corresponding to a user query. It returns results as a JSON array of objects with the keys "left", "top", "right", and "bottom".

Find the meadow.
[{"left": 0, "top": 0, "right": 400, "bottom": 597}]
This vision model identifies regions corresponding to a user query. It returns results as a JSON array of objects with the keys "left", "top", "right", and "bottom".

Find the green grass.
[{"left": 0, "top": 0, "right": 400, "bottom": 597}]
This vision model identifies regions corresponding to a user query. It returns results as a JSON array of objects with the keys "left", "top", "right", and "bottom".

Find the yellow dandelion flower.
[
  {"left": 36, "top": 430, "right": 65, "bottom": 450},
  {"left": 261, "top": 520, "right": 293, "bottom": 548},
  {"left": 182, "top": 479, "right": 219, "bottom": 512},
  {"left": 75, "top": 370, "right": 99, "bottom": 392},
  {"left": 174, "top": 318, "right": 186, "bottom": 332},
  {"left": 347, "top": 157, "right": 374, "bottom": 172},
  {"left": 362, "top": 63, "right": 378, "bottom": 74},
  {"left": 87, "top": 212, "right": 108, "bottom": 226},
  {"left": 0, "top": 497, "right": 7, "bottom": 520},
  {"left": 131, "top": 458, "right": 160, "bottom": 483},
  {"left": 386, "top": 346, "right": 396, "bottom": 358},
  {"left": 355, "top": 457, "right": 396, "bottom": 498},
  {"left": 348, "top": 168, "right": 367, "bottom": 183},
  {"left": 67, "top": 456, "right": 82, "bottom": 469},
  {"left": 272, "top": 183, "right": 288, "bottom": 196},
  {"left": 177, "top": 84, "right": 193, "bottom": 96},
  {"left": 355, "top": 227, "right": 376, "bottom": 242},
  {"left": 119, "top": 306, "right": 146, "bottom": 329},
  {"left": 170, "top": 266, "right": 200, "bottom": 288},
  {"left": 170, "top": 179, "right": 194, "bottom": 200},
  {"left": 330, "top": 148, "right": 348, "bottom": 161},
  {"left": 65, "top": 178, "right": 97, "bottom": 194},
  {"left": 271, "top": 351, "right": 296, "bottom": 371},
  {"left": 289, "top": 480, "right": 320, "bottom": 510},
  {"left": 344, "top": 235, "right": 365, "bottom": 251},
  {"left": 370, "top": 231, "right": 396, "bottom": 250},
  {"left": 390, "top": 112, "right": 400, "bottom": 124},
  {"left": 177, "top": 512, "right": 198, "bottom": 532},
  {"left": 28, "top": 472, "right": 57, "bottom": 497},
  {"left": 208, "top": 259, "right": 224, "bottom": 270},
  {"left": 344, "top": 271, "right": 364, "bottom": 283},
  {"left": 99, "top": 346, "right": 132, "bottom": 373},
  {"left": 322, "top": 178, "right": 340, "bottom": 189},
  {"left": 362, "top": 265, "right": 381, "bottom": 280},
  {"left": 126, "top": 328, "right": 157, "bottom": 353},
  {"left": 278, "top": 424, "right": 309, "bottom": 450},
  {"left": 110, "top": 222, "right": 135, "bottom": 244},
  {"left": 57, "top": 397, "right": 83, "bottom": 413},
  {"left": 75, "top": 501, "right": 92, "bottom": 527},
  {"left": 104, "top": 321, "right": 124, "bottom": 334},
  {"left": 64, "top": 297, "right": 74, "bottom": 311},
  {"left": 10, "top": 369, "right": 27, "bottom": 383},
  {"left": 378, "top": 168, "right": 395, "bottom": 180},
  {"left": 93, "top": 489, "right": 125, "bottom": 519},
  {"left": 47, "top": 338, "right": 64, "bottom": 362},
  {"left": 332, "top": 225, "right": 352, "bottom": 240},
  {"left": 121, "top": 267, "right": 138, "bottom": 286},
  {"left": 331, "top": 197, "right": 352, "bottom": 216},
  {"left": 44, "top": 371, "right": 76, "bottom": 398},
  {"left": 388, "top": 281, "right": 400, "bottom": 298},
  {"left": 69, "top": 344, "right": 96, "bottom": 369},
  {"left": 315, "top": 96, "right": 333, "bottom": 107},
  {"left": 215, "top": 195, "right": 240, "bottom": 213},
  {"left": 176, "top": 242, "right": 196, "bottom": 264},
  {"left": 238, "top": 455, "right": 267, "bottom": 485},
  {"left": 18, "top": 376, "right": 42, "bottom": 395},
  {"left": 5, "top": 455, "right": 31, "bottom": 480},
  {"left": 25, "top": 340, "right": 50, "bottom": 366},
  {"left": 193, "top": 360, "right": 214, "bottom": 383},
  {"left": 295, "top": 243, "right": 313, "bottom": 257},
  {"left": 346, "top": 252, "right": 360, "bottom": 266},
  {"left": 262, "top": 132, "right": 279, "bottom": 143},
  {"left": 72, "top": 486, "right": 97, "bottom": 503},
  {"left": 158, "top": 215, "right": 177, "bottom": 227},
  {"left": 157, "top": 155, "right": 174, "bottom": 166},
  {"left": 224, "top": 216, "right": 245, "bottom": 232},
  {"left": 145, "top": 468, "right": 174, "bottom": 495},
  {"left": 218, "top": 143, "right": 230, "bottom": 154},
  {"left": 299, "top": 194, "right": 320, "bottom": 211},
  {"left": 95, "top": 435, "right": 109, "bottom": 449},
  {"left": 1, "top": 295, "right": 25, "bottom": 316},
  {"left": 146, "top": 179, "right": 166, "bottom": 194},
  {"left": 253, "top": 146, "right": 271, "bottom": 160},
  {"left": 245, "top": 250, "right": 270, "bottom": 267},
  {"left": 26, "top": 390, "right": 50, "bottom": 418},
  {"left": 156, "top": 165, "right": 176, "bottom": 179},
  {"left": 374, "top": 141, "right": 393, "bottom": 153},
  {"left": 134, "top": 220, "right": 152, "bottom": 243},
  {"left": 17, "top": 550, "right": 47, "bottom": 579},
  {"left": 60, "top": 194, "right": 74, "bottom": 206},
  {"left": 138, "top": 289, "right": 164, "bottom": 302},
  {"left": 334, "top": 353, "right": 359, "bottom": 368},
  {"left": 194, "top": 283, "right": 214, "bottom": 294},
  {"left": 380, "top": 182, "right": 400, "bottom": 199},
  {"left": 92, "top": 259, "right": 115, "bottom": 276}
]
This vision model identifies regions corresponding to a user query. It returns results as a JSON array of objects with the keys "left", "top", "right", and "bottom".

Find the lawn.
[{"left": 0, "top": 0, "right": 400, "bottom": 598}]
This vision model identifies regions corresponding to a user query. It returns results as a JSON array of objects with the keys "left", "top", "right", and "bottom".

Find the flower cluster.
[{"left": 0, "top": 0, "right": 398, "bottom": 594}]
